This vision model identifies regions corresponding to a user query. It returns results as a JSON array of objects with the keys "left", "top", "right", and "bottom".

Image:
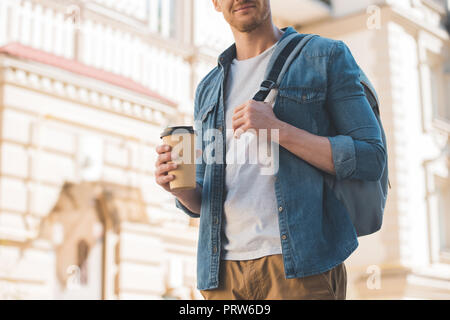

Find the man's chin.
[{"left": 232, "top": 20, "right": 261, "bottom": 33}]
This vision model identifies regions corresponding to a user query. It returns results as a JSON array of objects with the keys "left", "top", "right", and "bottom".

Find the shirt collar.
[{"left": 217, "top": 26, "right": 297, "bottom": 69}]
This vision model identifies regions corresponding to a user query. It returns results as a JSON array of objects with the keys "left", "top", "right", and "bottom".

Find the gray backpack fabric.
[
  {"left": 254, "top": 33, "right": 390, "bottom": 237},
  {"left": 324, "top": 68, "right": 390, "bottom": 236}
]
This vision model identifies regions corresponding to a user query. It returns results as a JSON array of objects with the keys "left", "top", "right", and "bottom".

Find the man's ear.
[{"left": 211, "top": 0, "right": 222, "bottom": 12}]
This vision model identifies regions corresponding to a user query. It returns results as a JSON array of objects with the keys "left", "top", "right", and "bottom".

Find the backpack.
[{"left": 253, "top": 33, "right": 390, "bottom": 237}]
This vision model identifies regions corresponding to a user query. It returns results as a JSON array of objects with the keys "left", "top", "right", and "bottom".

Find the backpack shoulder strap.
[{"left": 253, "top": 33, "right": 318, "bottom": 102}]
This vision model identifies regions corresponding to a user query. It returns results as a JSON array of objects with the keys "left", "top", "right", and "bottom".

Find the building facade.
[{"left": 0, "top": 0, "right": 448, "bottom": 299}]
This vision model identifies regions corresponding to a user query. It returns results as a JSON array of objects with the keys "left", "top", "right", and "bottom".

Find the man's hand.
[
  {"left": 154, "top": 144, "right": 178, "bottom": 194},
  {"left": 232, "top": 99, "right": 336, "bottom": 175},
  {"left": 232, "top": 99, "right": 282, "bottom": 140},
  {"left": 154, "top": 143, "right": 203, "bottom": 215}
]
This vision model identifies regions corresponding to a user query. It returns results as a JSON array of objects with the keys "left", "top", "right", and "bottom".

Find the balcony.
[{"left": 271, "top": 0, "right": 332, "bottom": 25}]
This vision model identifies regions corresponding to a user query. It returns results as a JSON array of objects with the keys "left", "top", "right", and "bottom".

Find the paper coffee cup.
[{"left": 160, "top": 126, "right": 196, "bottom": 191}]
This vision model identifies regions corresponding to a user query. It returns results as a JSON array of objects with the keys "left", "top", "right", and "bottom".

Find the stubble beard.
[{"left": 229, "top": 6, "right": 271, "bottom": 33}]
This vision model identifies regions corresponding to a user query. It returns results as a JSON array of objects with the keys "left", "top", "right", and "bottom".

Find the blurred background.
[{"left": 0, "top": 0, "right": 448, "bottom": 300}]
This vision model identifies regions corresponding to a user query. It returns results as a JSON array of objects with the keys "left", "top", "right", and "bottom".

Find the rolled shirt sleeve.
[
  {"left": 174, "top": 184, "right": 202, "bottom": 218},
  {"left": 326, "top": 40, "right": 386, "bottom": 181}
]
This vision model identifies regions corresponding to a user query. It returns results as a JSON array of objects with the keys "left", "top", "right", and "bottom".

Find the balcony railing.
[{"left": 0, "top": 0, "right": 193, "bottom": 108}]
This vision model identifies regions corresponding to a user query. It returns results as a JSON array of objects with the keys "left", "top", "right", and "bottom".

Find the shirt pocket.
[
  {"left": 278, "top": 86, "right": 326, "bottom": 105},
  {"left": 276, "top": 86, "right": 327, "bottom": 134},
  {"left": 198, "top": 102, "right": 216, "bottom": 123}
]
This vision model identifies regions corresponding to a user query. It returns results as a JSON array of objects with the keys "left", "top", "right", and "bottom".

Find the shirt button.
[
  {"left": 278, "top": 206, "right": 283, "bottom": 212},
  {"left": 214, "top": 217, "right": 219, "bottom": 224},
  {"left": 281, "top": 234, "right": 287, "bottom": 240},
  {"left": 213, "top": 246, "right": 218, "bottom": 253},
  {"left": 218, "top": 125, "right": 223, "bottom": 132}
]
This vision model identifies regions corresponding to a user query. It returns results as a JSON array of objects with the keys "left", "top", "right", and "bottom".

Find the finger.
[
  {"left": 155, "top": 163, "right": 173, "bottom": 177},
  {"left": 156, "top": 162, "right": 178, "bottom": 176},
  {"left": 233, "top": 101, "right": 248, "bottom": 115},
  {"left": 157, "top": 174, "right": 175, "bottom": 185},
  {"left": 156, "top": 152, "right": 172, "bottom": 166},
  {"left": 156, "top": 144, "right": 171, "bottom": 154},
  {"left": 232, "top": 107, "right": 247, "bottom": 121},
  {"left": 234, "top": 123, "right": 251, "bottom": 139},
  {"left": 232, "top": 116, "right": 247, "bottom": 131}
]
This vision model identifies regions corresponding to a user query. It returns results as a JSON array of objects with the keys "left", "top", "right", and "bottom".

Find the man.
[{"left": 155, "top": 0, "right": 386, "bottom": 300}]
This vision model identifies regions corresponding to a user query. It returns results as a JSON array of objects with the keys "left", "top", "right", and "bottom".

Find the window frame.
[
  {"left": 148, "top": 0, "right": 180, "bottom": 41},
  {"left": 418, "top": 31, "right": 450, "bottom": 133},
  {"left": 425, "top": 158, "right": 450, "bottom": 265}
]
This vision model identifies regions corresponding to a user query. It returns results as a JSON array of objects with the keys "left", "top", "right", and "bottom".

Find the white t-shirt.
[{"left": 221, "top": 43, "right": 282, "bottom": 260}]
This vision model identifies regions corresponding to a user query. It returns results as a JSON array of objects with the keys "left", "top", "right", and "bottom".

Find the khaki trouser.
[{"left": 200, "top": 254, "right": 347, "bottom": 300}]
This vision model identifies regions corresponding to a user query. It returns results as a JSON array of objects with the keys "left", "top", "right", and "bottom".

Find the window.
[
  {"left": 429, "top": 53, "right": 450, "bottom": 123},
  {"left": 436, "top": 176, "right": 450, "bottom": 256},
  {"left": 148, "top": 0, "right": 178, "bottom": 39},
  {"left": 169, "top": 0, "right": 177, "bottom": 39},
  {"left": 446, "top": 71, "right": 450, "bottom": 120},
  {"left": 157, "top": 0, "right": 163, "bottom": 34},
  {"left": 77, "top": 240, "right": 89, "bottom": 285}
]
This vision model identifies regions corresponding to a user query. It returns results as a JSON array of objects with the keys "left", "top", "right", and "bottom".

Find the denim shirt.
[{"left": 175, "top": 27, "right": 387, "bottom": 290}]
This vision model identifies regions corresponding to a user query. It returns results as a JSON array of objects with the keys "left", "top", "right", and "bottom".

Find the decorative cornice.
[
  {"left": 0, "top": 43, "right": 177, "bottom": 106},
  {"left": 0, "top": 54, "right": 175, "bottom": 125}
]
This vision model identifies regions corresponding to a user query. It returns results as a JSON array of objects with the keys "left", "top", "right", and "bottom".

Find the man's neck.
[{"left": 231, "top": 21, "right": 283, "bottom": 61}]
